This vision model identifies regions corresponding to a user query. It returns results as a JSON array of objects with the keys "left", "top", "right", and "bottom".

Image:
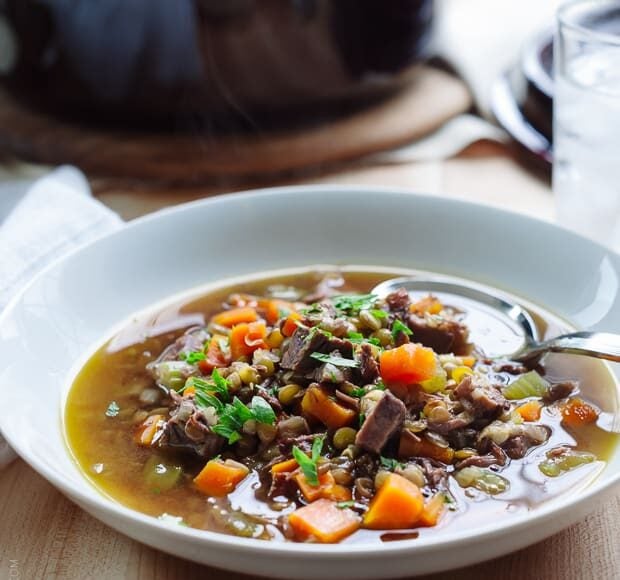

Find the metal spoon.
[{"left": 371, "top": 277, "right": 620, "bottom": 363}]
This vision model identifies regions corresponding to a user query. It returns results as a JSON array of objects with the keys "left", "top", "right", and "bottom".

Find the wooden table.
[{"left": 1, "top": 142, "right": 619, "bottom": 580}]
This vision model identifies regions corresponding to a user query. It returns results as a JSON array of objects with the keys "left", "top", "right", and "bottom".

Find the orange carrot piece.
[
  {"left": 324, "top": 483, "right": 352, "bottom": 503},
  {"left": 198, "top": 334, "right": 230, "bottom": 373},
  {"left": 288, "top": 499, "right": 361, "bottom": 543},
  {"left": 211, "top": 307, "right": 258, "bottom": 328},
  {"left": 561, "top": 398, "right": 599, "bottom": 428},
  {"left": 461, "top": 356, "right": 476, "bottom": 368},
  {"left": 229, "top": 321, "right": 267, "bottom": 360},
  {"left": 409, "top": 296, "right": 443, "bottom": 315},
  {"left": 265, "top": 300, "right": 297, "bottom": 325},
  {"left": 380, "top": 343, "right": 437, "bottom": 385},
  {"left": 134, "top": 414, "right": 166, "bottom": 446},
  {"left": 516, "top": 400, "right": 543, "bottom": 422},
  {"left": 417, "top": 492, "right": 446, "bottom": 527},
  {"left": 193, "top": 459, "right": 249, "bottom": 496},
  {"left": 398, "top": 431, "right": 454, "bottom": 464},
  {"left": 295, "top": 471, "right": 336, "bottom": 502},
  {"left": 281, "top": 312, "right": 303, "bottom": 337},
  {"left": 301, "top": 385, "right": 356, "bottom": 429},
  {"left": 363, "top": 473, "right": 424, "bottom": 530},
  {"left": 270, "top": 458, "right": 298, "bottom": 474}
]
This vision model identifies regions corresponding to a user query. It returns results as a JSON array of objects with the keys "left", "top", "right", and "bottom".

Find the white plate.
[{"left": 0, "top": 186, "right": 619, "bottom": 579}]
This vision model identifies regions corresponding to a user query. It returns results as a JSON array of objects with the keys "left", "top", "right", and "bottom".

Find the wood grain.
[
  {"left": 0, "top": 460, "right": 618, "bottom": 580},
  {"left": 0, "top": 66, "right": 470, "bottom": 184}
]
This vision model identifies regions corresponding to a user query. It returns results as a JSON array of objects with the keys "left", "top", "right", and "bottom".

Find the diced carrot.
[
  {"left": 193, "top": 458, "right": 249, "bottom": 496},
  {"left": 296, "top": 470, "right": 336, "bottom": 502},
  {"left": 264, "top": 299, "right": 297, "bottom": 325},
  {"left": 561, "top": 398, "right": 599, "bottom": 428},
  {"left": 229, "top": 321, "right": 268, "bottom": 360},
  {"left": 183, "top": 385, "right": 196, "bottom": 396},
  {"left": 417, "top": 492, "right": 446, "bottom": 527},
  {"left": 363, "top": 473, "right": 424, "bottom": 530},
  {"left": 301, "top": 385, "right": 356, "bottom": 429},
  {"left": 324, "top": 483, "right": 352, "bottom": 502},
  {"left": 211, "top": 307, "right": 258, "bottom": 328},
  {"left": 270, "top": 458, "right": 298, "bottom": 474},
  {"left": 134, "top": 414, "right": 166, "bottom": 446},
  {"left": 380, "top": 343, "right": 437, "bottom": 385},
  {"left": 516, "top": 400, "right": 543, "bottom": 422},
  {"left": 288, "top": 499, "right": 361, "bottom": 543},
  {"left": 281, "top": 312, "right": 303, "bottom": 337},
  {"left": 398, "top": 431, "right": 455, "bottom": 464},
  {"left": 461, "top": 356, "right": 476, "bottom": 368},
  {"left": 410, "top": 296, "right": 443, "bottom": 315},
  {"left": 198, "top": 334, "right": 230, "bottom": 373}
]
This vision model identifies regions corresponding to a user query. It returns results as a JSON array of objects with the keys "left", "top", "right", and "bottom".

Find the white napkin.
[{"left": 0, "top": 166, "right": 123, "bottom": 469}]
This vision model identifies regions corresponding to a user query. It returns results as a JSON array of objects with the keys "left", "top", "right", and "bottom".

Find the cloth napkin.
[{"left": 0, "top": 166, "right": 123, "bottom": 469}]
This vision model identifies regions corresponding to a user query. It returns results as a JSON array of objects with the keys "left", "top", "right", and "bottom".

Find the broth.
[{"left": 65, "top": 267, "right": 618, "bottom": 543}]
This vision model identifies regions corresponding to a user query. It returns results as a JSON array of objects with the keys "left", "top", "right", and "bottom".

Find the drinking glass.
[{"left": 553, "top": 0, "right": 620, "bottom": 251}]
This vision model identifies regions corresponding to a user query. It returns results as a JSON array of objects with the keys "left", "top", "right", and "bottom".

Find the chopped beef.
[
  {"left": 307, "top": 359, "right": 350, "bottom": 384},
  {"left": 302, "top": 274, "right": 345, "bottom": 304},
  {"left": 355, "top": 391, "right": 406, "bottom": 454},
  {"left": 158, "top": 393, "right": 223, "bottom": 458},
  {"left": 407, "top": 313, "right": 470, "bottom": 355},
  {"left": 456, "top": 441, "right": 506, "bottom": 469},
  {"left": 357, "top": 343, "right": 380, "bottom": 383},
  {"left": 493, "top": 361, "right": 529, "bottom": 374},
  {"left": 453, "top": 375, "right": 509, "bottom": 420},
  {"left": 543, "top": 381, "right": 576, "bottom": 403},
  {"left": 158, "top": 328, "right": 210, "bottom": 362},
  {"left": 386, "top": 288, "right": 410, "bottom": 312},
  {"left": 478, "top": 421, "right": 550, "bottom": 459},
  {"left": 278, "top": 433, "right": 319, "bottom": 455},
  {"left": 502, "top": 436, "right": 532, "bottom": 460},
  {"left": 280, "top": 327, "right": 353, "bottom": 374},
  {"left": 446, "top": 428, "right": 478, "bottom": 449},
  {"left": 268, "top": 471, "right": 299, "bottom": 500},
  {"left": 417, "top": 457, "right": 448, "bottom": 489},
  {"left": 334, "top": 389, "right": 360, "bottom": 410},
  {"left": 427, "top": 412, "right": 473, "bottom": 435}
]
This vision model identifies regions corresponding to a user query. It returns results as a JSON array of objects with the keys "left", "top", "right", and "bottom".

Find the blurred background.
[{"left": 0, "top": 0, "right": 563, "bottom": 217}]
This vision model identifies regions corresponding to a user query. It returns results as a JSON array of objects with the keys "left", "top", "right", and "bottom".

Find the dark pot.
[{"left": 1, "top": 0, "right": 433, "bottom": 127}]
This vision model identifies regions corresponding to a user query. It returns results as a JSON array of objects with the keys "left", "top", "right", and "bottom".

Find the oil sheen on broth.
[{"left": 65, "top": 268, "right": 619, "bottom": 543}]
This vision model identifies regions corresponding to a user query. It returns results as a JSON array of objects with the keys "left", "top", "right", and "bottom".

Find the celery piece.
[
  {"left": 455, "top": 466, "right": 510, "bottom": 495},
  {"left": 144, "top": 456, "right": 183, "bottom": 492},
  {"left": 539, "top": 449, "right": 596, "bottom": 478},
  {"left": 503, "top": 370, "right": 550, "bottom": 400}
]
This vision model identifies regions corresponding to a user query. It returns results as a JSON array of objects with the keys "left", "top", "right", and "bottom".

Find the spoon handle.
[{"left": 517, "top": 331, "right": 620, "bottom": 363}]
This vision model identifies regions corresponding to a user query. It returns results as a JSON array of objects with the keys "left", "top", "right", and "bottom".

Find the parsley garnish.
[
  {"left": 186, "top": 369, "right": 230, "bottom": 403},
  {"left": 370, "top": 308, "right": 388, "bottom": 319},
  {"left": 336, "top": 500, "right": 356, "bottom": 509},
  {"left": 291, "top": 435, "right": 325, "bottom": 487},
  {"left": 310, "top": 352, "right": 359, "bottom": 368},
  {"left": 380, "top": 456, "right": 405, "bottom": 471},
  {"left": 180, "top": 351, "right": 206, "bottom": 364},
  {"left": 207, "top": 395, "right": 276, "bottom": 445},
  {"left": 391, "top": 319, "right": 413, "bottom": 341},
  {"left": 105, "top": 401, "right": 120, "bottom": 417},
  {"left": 347, "top": 332, "right": 381, "bottom": 347},
  {"left": 331, "top": 294, "right": 377, "bottom": 315},
  {"left": 359, "top": 413, "right": 366, "bottom": 427}
]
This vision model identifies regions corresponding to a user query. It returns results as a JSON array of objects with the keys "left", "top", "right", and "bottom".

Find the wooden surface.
[
  {"left": 0, "top": 66, "right": 470, "bottom": 183},
  {"left": 2, "top": 141, "right": 619, "bottom": 580}
]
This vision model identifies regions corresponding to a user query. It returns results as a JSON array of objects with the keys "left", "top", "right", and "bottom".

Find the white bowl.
[{"left": 0, "top": 186, "right": 618, "bottom": 579}]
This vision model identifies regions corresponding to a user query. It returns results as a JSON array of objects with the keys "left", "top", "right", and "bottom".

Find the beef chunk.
[
  {"left": 386, "top": 288, "right": 410, "bottom": 312},
  {"left": 418, "top": 457, "right": 448, "bottom": 489},
  {"left": 158, "top": 328, "right": 210, "bottom": 362},
  {"left": 427, "top": 412, "right": 473, "bottom": 435},
  {"left": 280, "top": 327, "right": 354, "bottom": 374},
  {"left": 159, "top": 393, "right": 223, "bottom": 458},
  {"left": 478, "top": 421, "right": 550, "bottom": 459},
  {"left": 455, "top": 441, "right": 506, "bottom": 469},
  {"left": 407, "top": 314, "right": 469, "bottom": 354},
  {"left": 355, "top": 390, "right": 406, "bottom": 454},
  {"left": 453, "top": 375, "right": 509, "bottom": 420},
  {"left": 543, "top": 381, "right": 576, "bottom": 403},
  {"left": 358, "top": 343, "right": 380, "bottom": 383}
]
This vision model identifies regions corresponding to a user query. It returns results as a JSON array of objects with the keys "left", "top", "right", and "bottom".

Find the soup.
[{"left": 65, "top": 268, "right": 618, "bottom": 544}]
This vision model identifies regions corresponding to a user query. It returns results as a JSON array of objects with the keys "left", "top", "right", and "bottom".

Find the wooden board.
[{"left": 0, "top": 66, "right": 471, "bottom": 184}]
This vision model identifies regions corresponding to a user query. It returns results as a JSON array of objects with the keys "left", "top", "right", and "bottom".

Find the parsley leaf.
[
  {"left": 180, "top": 351, "right": 206, "bottom": 364},
  {"left": 370, "top": 309, "right": 388, "bottom": 320},
  {"left": 187, "top": 369, "right": 230, "bottom": 403},
  {"left": 105, "top": 401, "right": 120, "bottom": 417},
  {"left": 350, "top": 387, "right": 367, "bottom": 398},
  {"left": 380, "top": 456, "right": 404, "bottom": 471},
  {"left": 391, "top": 319, "right": 413, "bottom": 341},
  {"left": 310, "top": 352, "right": 359, "bottom": 368},
  {"left": 251, "top": 396, "right": 277, "bottom": 425},
  {"left": 336, "top": 500, "right": 356, "bottom": 509},
  {"left": 331, "top": 294, "right": 377, "bottom": 315},
  {"left": 291, "top": 435, "right": 325, "bottom": 487},
  {"left": 359, "top": 413, "right": 366, "bottom": 427},
  {"left": 347, "top": 332, "right": 381, "bottom": 347}
]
